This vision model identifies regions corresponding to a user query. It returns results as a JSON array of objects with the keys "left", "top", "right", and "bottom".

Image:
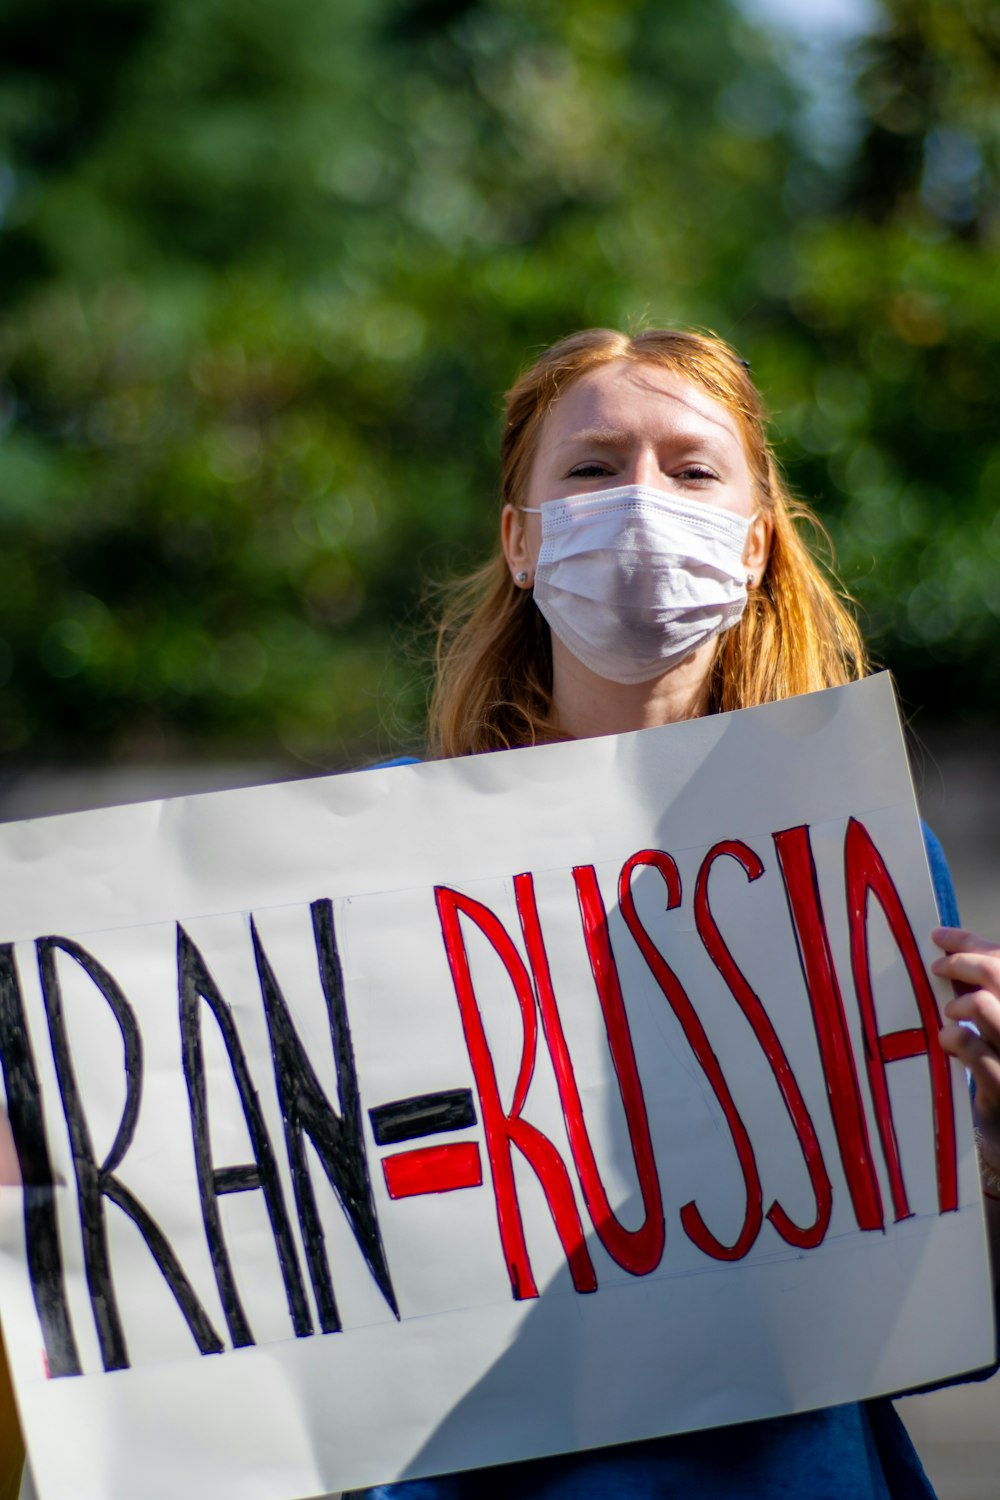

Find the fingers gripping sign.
[
  {"left": 933, "top": 926, "right": 1000, "bottom": 1230},
  {"left": 934, "top": 927, "right": 1000, "bottom": 1120}
]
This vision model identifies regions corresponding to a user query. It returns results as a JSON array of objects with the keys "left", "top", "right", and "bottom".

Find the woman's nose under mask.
[{"left": 522, "top": 484, "right": 753, "bottom": 684}]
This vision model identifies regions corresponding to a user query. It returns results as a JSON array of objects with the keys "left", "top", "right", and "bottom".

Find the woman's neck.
[{"left": 550, "top": 638, "right": 717, "bottom": 740}]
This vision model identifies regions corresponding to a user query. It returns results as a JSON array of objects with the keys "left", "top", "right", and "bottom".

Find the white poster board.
[{"left": 0, "top": 673, "right": 992, "bottom": 1500}]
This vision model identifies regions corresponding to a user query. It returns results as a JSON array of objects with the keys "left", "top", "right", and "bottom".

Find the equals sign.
[{"left": 369, "top": 1088, "right": 483, "bottom": 1201}]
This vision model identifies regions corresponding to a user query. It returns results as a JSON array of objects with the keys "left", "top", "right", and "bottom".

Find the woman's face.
[{"left": 502, "top": 358, "right": 770, "bottom": 581}]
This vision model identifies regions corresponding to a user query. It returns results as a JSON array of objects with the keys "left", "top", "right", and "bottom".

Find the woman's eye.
[
  {"left": 567, "top": 462, "right": 613, "bottom": 479},
  {"left": 675, "top": 465, "right": 718, "bottom": 483}
]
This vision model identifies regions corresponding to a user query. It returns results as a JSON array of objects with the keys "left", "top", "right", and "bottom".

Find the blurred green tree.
[
  {"left": 0, "top": 0, "right": 997, "bottom": 770},
  {"left": 761, "top": 0, "right": 1000, "bottom": 721}
]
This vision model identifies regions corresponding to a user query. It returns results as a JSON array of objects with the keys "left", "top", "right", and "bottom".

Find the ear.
[
  {"left": 501, "top": 503, "right": 535, "bottom": 587},
  {"left": 744, "top": 512, "right": 773, "bottom": 587}
]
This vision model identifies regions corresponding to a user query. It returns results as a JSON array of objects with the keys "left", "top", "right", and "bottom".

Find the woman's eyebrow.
[
  {"left": 556, "top": 427, "right": 734, "bottom": 460},
  {"left": 555, "top": 426, "right": 631, "bottom": 451}
]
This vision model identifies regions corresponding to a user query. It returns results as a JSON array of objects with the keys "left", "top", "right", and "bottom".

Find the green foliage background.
[{"left": 0, "top": 0, "right": 998, "bottom": 769}]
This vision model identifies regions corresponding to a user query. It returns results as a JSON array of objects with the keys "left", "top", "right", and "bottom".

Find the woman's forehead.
[{"left": 540, "top": 359, "right": 743, "bottom": 450}]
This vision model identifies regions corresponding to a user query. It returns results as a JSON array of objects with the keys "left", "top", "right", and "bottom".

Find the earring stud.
[
  {"left": 515, "top": 570, "right": 530, "bottom": 585},
  {"left": 746, "top": 572, "right": 755, "bottom": 588}
]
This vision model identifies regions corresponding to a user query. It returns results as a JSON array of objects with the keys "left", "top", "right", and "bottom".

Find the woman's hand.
[
  {"left": 933, "top": 925, "right": 1000, "bottom": 1170},
  {"left": 934, "top": 926, "right": 1000, "bottom": 1121}
]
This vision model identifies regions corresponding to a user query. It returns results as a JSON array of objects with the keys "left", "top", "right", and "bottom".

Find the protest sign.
[{"left": 0, "top": 673, "right": 992, "bottom": 1500}]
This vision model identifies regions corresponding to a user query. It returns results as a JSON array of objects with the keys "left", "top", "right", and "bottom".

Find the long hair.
[{"left": 428, "top": 327, "right": 867, "bottom": 757}]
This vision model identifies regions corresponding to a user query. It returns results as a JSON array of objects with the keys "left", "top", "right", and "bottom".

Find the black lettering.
[
  {"left": 177, "top": 926, "right": 312, "bottom": 1347},
  {"left": 369, "top": 1088, "right": 476, "bottom": 1147},
  {"left": 37, "top": 938, "right": 223, "bottom": 1371},
  {"left": 253, "top": 899, "right": 398, "bottom": 1331},
  {"left": 0, "top": 945, "right": 81, "bottom": 1377}
]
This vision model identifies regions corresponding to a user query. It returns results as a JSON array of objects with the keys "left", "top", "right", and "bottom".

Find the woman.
[{"left": 360, "top": 327, "right": 1000, "bottom": 1499}]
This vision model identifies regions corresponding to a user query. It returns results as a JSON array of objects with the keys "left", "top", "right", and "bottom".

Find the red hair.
[{"left": 428, "top": 328, "right": 867, "bottom": 756}]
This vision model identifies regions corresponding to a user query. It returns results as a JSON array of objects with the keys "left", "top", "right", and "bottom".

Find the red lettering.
[
  {"left": 618, "top": 850, "right": 763, "bottom": 1262},
  {"left": 381, "top": 1142, "right": 482, "bottom": 1200},
  {"left": 773, "top": 824, "right": 884, "bottom": 1232},
  {"left": 695, "top": 840, "right": 832, "bottom": 1250},
  {"left": 434, "top": 886, "right": 597, "bottom": 1299},
  {"left": 844, "top": 818, "right": 958, "bottom": 1218},
  {"left": 513, "top": 869, "right": 665, "bottom": 1277}
]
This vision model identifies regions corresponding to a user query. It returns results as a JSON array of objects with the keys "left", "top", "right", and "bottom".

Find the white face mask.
[{"left": 523, "top": 484, "right": 753, "bottom": 685}]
